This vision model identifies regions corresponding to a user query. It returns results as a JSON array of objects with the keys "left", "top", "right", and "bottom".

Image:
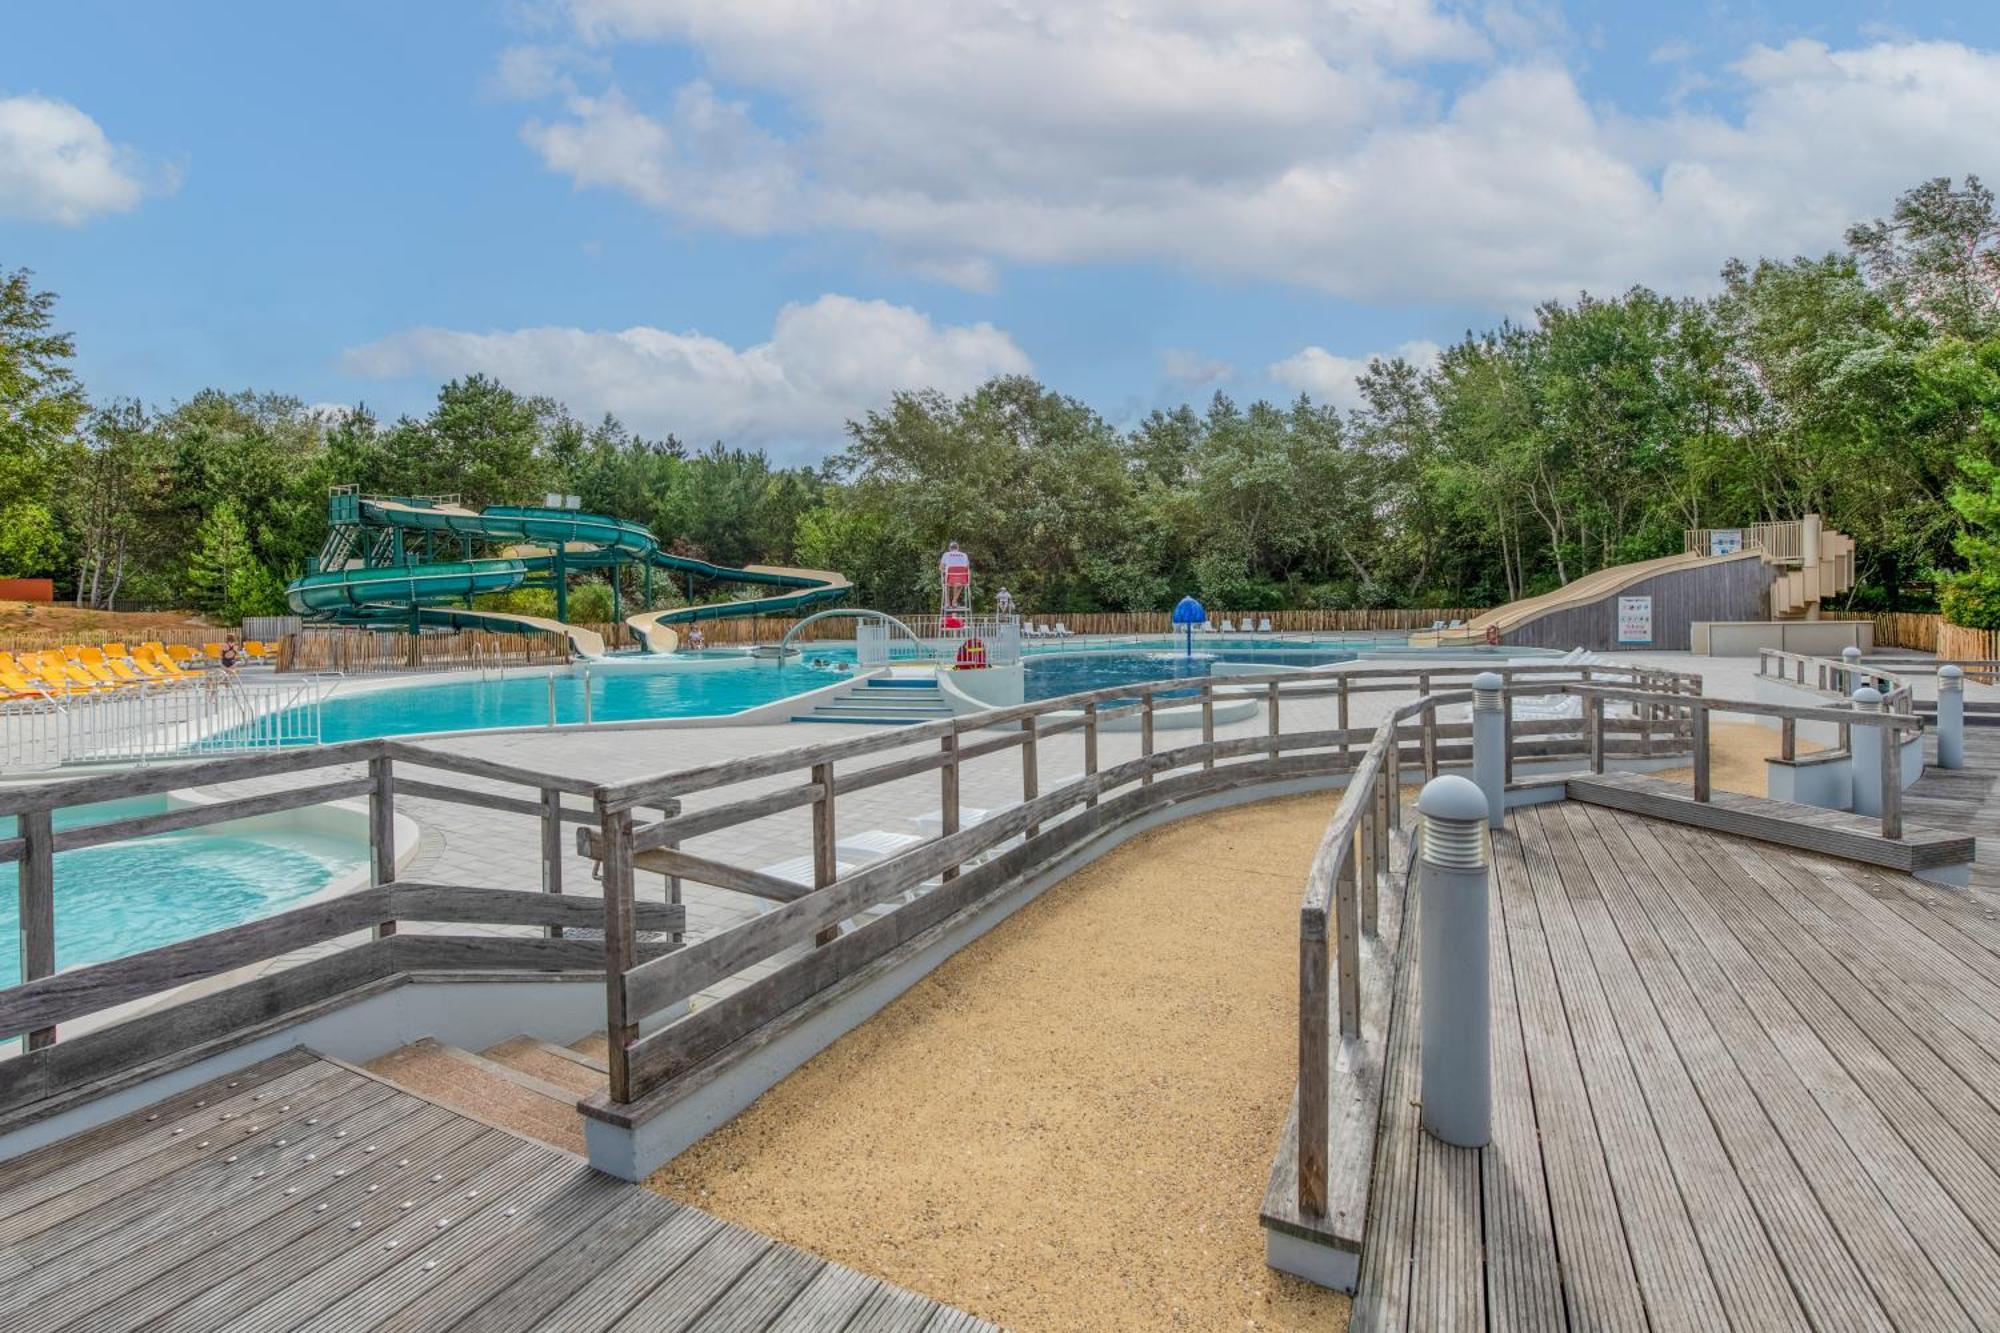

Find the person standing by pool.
[
  {"left": 686, "top": 625, "right": 706, "bottom": 650},
  {"left": 939, "top": 541, "right": 971, "bottom": 612},
  {"left": 995, "top": 586, "right": 1015, "bottom": 615}
]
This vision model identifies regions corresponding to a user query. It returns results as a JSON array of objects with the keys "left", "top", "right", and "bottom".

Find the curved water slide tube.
[{"left": 286, "top": 498, "right": 848, "bottom": 657}]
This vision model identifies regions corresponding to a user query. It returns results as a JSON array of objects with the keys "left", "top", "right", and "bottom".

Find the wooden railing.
[
  {"left": 0, "top": 738, "right": 682, "bottom": 1123},
  {"left": 574, "top": 659, "right": 1698, "bottom": 1118},
  {"left": 1757, "top": 647, "right": 1914, "bottom": 712}
]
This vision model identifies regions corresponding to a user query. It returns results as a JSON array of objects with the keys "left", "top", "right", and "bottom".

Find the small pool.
[
  {"left": 309, "top": 657, "right": 848, "bottom": 743},
  {"left": 1022, "top": 647, "right": 1359, "bottom": 701},
  {"left": 1, "top": 796, "right": 366, "bottom": 985}
]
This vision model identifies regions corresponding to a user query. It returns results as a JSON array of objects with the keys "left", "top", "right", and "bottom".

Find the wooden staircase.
[
  {"left": 1769, "top": 525, "right": 1857, "bottom": 618},
  {"left": 366, "top": 1034, "right": 606, "bottom": 1155}
]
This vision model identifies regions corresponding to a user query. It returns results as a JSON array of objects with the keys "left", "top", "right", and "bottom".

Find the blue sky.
[{"left": 4, "top": 1, "right": 1998, "bottom": 460}]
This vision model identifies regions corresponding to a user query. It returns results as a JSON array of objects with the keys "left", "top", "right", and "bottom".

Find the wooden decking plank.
[
  {"left": 0, "top": 1079, "right": 403, "bottom": 1301},
  {"left": 762, "top": 1266, "right": 883, "bottom": 1332},
  {"left": 1603, "top": 809, "right": 1976, "bottom": 1331},
  {"left": 178, "top": 1143, "right": 559, "bottom": 1333},
  {"left": 1842, "top": 861, "right": 2000, "bottom": 975},
  {"left": 356, "top": 1168, "right": 633, "bottom": 1333},
  {"left": 523, "top": 1206, "right": 726, "bottom": 1332},
  {"left": 1409, "top": 1132, "right": 1482, "bottom": 1333},
  {"left": 0, "top": 1055, "right": 340, "bottom": 1223},
  {"left": 1540, "top": 804, "right": 1810, "bottom": 1331},
  {"left": 1639, "top": 817, "right": 2000, "bottom": 1324},
  {"left": 1485, "top": 823, "right": 1648, "bottom": 1329},
  {"left": 14, "top": 1107, "right": 479, "bottom": 1333},
  {"left": 1691, "top": 833, "right": 2000, "bottom": 1212},
  {"left": 451, "top": 1190, "right": 686, "bottom": 1333},
  {"left": 607, "top": 1225, "right": 773, "bottom": 1331},
  {"left": 1571, "top": 804, "right": 1902, "bottom": 1332},
  {"left": 1347, "top": 884, "right": 1423, "bottom": 1333},
  {"left": 285, "top": 1160, "right": 604, "bottom": 1332},
  {"left": 0, "top": 1046, "right": 318, "bottom": 1196},
  {"left": 920, "top": 1310, "right": 1000, "bottom": 1333},
  {"left": 639, "top": 1239, "right": 817, "bottom": 1333},
  {"left": 843, "top": 1281, "right": 944, "bottom": 1333},
  {"left": 1476, "top": 809, "right": 1566, "bottom": 1333},
  {"left": 1514, "top": 808, "right": 1729, "bottom": 1331}
]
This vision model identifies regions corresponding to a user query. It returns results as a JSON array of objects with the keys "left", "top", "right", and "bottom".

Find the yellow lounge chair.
[
  {"left": 0, "top": 669, "right": 54, "bottom": 700},
  {"left": 72, "top": 649, "right": 134, "bottom": 688},
  {"left": 142, "top": 644, "right": 197, "bottom": 678},
  {"left": 243, "top": 640, "right": 271, "bottom": 661},
  {"left": 166, "top": 644, "right": 199, "bottom": 666}
]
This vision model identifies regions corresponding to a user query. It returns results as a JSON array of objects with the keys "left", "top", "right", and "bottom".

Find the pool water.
[
  {"left": 1021, "top": 647, "right": 1358, "bottom": 701},
  {"left": 311, "top": 658, "right": 848, "bottom": 743},
  {"left": 2, "top": 797, "right": 363, "bottom": 985}
]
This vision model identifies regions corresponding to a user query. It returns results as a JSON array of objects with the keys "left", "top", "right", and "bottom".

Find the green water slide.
[{"left": 286, "top": 492, "right": 849, "bottom": 655}]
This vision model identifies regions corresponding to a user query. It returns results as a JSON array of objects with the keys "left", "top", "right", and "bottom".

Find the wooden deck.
[
  {"left": 1354, "top": 798, "right": 2000, "bottom": 1332},
  {"left": 0, "top": 1049, "right": 994, "bottom": 1332}
]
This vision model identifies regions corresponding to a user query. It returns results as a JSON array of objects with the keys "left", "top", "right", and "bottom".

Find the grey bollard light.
[
  {"left": 1850, "top": 686, "right": 1883, "bottom": 817},
  {"left": 1939, "top": 665, "right": 1965, "bottom": 770},
  {"left": 1418, "top": 775, "right": 1491, "bottom": 1149},
  {"left": 1471, "top": 672, "right": 1505, "bottom": 829}
]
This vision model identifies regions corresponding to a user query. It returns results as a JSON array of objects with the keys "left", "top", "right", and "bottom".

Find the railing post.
[
  {"left": 1298, "top": 907, "right": 1329, "bottom": 1218},
  {"left": 1385, "top": 732, "right": 1402, "bottom": 831},
  {"left": 597, "top": 803, "right": 637, "bottom": 1104},
  {"left": 1083, "top": 700, "right": 1100, "bottom": 808},
  {"left": 541, "top": 788, "right": 564, "bottom": 939},
  {"left": 1141, "top": 693, "right": 1156, "bottom": 785},
  {"left": 1418, "top": 775, "right": 1491, "bottom": 1148},
  {"left": 1587, "top": 691, "right": 1605, "bottom": 775},
  {"left": 1335, "top": 841, "right": 1362, "bottom": 1039},
  {"left": 1850, "top": 686, "right": 1884, "bottom": 818},
  {"left": 1881, "top": 717, "right": 1903, "bottom": 841},
  {"left": 1503, "top": 687, "right": 1516, "bottom": 784},
  {"left": 1421, "top": 698, "right": 1438, "bottom": 780},
  {"left": 1267, "top": 680, "right": 1281, "bottom": 759},
  {"left": 1338, "top": 675, "right": 1350, "bottom": 757},
  {"left": 1780, "top": 717, "right": 1797, "bottom": 763},
  {"left": 1691, "top": 700, "right": 1711, "bottom": 802},
  {"left": 1472, "top": 672, "right": 1505, "bottom": 829},
  {"left": 19, "top": 808, "right": 55, "bottom": 1050},
  {"left": 812, "top": 760, "right": 839, "bottom": 945},
  {"left": 1020, "top": 719, "right": 1040, "bottom": 837},
  {"left": 1369, "top": 768, "right": 1387, "bottom": 931},
  {"left": 368, "top": 755, "right": 397, "bottom": 939},
  {"left": 1201, "top": 681, "right": 1215, "bottom": 770},
  {"left": 940, "top": 731, "right": 961, "bottom": 880},
  {"left": 1938, "top": 665, "right": 1965, "bottom": 770}
]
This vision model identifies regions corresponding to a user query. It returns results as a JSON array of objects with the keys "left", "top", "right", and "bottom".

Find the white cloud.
[
  {"left": 341, "top": 294, "right": 1030, "bottom": 458},
  {"left": 0, "top": 94, "right": 158, "bottom": 225},
  {"left": 1160, "top": 349, "right": 1233, "bottom": 389},
  {"left": 511, "top": 7, "right": 2000, "bottom": 307},
  {"left": 1270, "top": 339, "right": 1441, "bottom": 408}
]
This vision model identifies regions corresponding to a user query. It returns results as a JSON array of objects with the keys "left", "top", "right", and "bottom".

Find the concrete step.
[
  {"left": 365, "top": 1037, "right": 584, "bottom": 1154},
  {"left": 481, "top": 1035, "right": 607, "bottom": 1096}
]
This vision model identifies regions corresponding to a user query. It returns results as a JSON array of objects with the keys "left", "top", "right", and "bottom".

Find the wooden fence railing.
[{"left": 0, "top": 739, "right": 682, "bottom": 1122}]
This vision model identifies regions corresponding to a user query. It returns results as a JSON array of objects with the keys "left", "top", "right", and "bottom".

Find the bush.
[
  {"left": 1942, "top": 571, "right": 2000, "bottom": 629},
  {"left": 566, "top": 580, "right": 614, "bottom": 624}
]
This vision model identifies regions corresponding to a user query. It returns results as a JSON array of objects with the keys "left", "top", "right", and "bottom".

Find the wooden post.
[
  {"left": 1691, "top": 701, "right": 1711, "bottom": 803},
  {"left": 1588, "top": 693, "right": 1605, "bottom": 774},
  {"left": 1201, "top": 682, "right": 1215, "bottom": 770},
  {"left": 940, "top": 731, "right": 961, "bottom": 880},
  {"left": 368, "top": 756, "right": 397, "bottom": 939},
  {"left": 1357, "top": 797, "right": 1376, "bottom": 916},
  {"left": 1298, "top": 912, "right": 1329, "bottom": 1218},
  {"left": 541, "top": 788, "right": 564, "bottom": 939},
  {"left": 1422, "top": 701, "right": 1438, "bottom": 780},
  {"left": 1083, "top": 701, "right": 1100, "bottom": 808},
  {"left": 1503, "top": 689, "right": 1515, "bottom": 784},
  {"left": 1020, "top": 719, "right": 1040, "bottom": 837},
  {"left": 1267, "top": 680, "right": 1281, "bottom": 759},
  {"left": 598, "top": 804, "right": 638, "bottom": 1104},
  {"left": 1141, "top": 693, "right": 1156, "bottom": 785},
  {"left": 19, "top": 809, "right": 55, "bottom": 1050},
  {"left": 1780, "top": 716, "right": 1797, "bottom": 763},
  {"left": 1386, "top": 734, "right": 1402, "bottom": 831},
  {"left": 1338, "top": 676, "right": 1351, "bottom": 757},
  {"left": 1367, "top": 774, "right": 1386, "bottom": 933},
  {"left": 812, "top": 760, "right": 839, "bottom": 945},
  {"left": 1335, "top": 843, "right": 1362, "bottom": 1039},
  {"left": 1880, "top": 721, "right": 1903, "bottom": 840}
]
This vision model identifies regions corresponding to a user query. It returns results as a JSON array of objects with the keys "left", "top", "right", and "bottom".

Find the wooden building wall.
[{"left": 1504, "top": 555, "right": 1772, "bottom": 652}]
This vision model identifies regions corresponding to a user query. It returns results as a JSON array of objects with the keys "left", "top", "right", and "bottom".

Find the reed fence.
[
  {"left": 1874, "top": 612, "right": 1942, "bottom": 652},
  {"left": 689, "top": 606, "right": 1485, "bottom": 645},
  {"left": 277, "top": 627, "right": 571, "bottom": 674},
  {"left": 0, "top": 623, "right": 227, "bottom": 656}
]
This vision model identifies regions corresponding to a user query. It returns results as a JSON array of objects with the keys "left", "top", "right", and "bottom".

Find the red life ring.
[
  {"left": 1484, "top": 625, "right": 1500, "bottom": 646},
  {"left": 955, "top": 637, "right": 988, "bottom": 669}
]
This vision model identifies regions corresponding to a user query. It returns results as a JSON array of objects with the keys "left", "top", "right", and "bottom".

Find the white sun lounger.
[
  {"left": 1258, "top": 618, "right": 1273, "bottom": 632},
  {"left": 1220, "top": 619, "right": 1237, "bottom": 633}
]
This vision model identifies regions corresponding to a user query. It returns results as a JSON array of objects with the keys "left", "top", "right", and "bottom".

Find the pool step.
[{"left": 793, "top": 678, "right": 952, "bottom": 726}]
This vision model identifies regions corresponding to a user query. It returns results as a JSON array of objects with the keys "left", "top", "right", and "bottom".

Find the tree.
[
  {"left": 184, "top": 500, "right": 284, "bottom": 623},
  {"left": 0, "top": 268, "right": 86, "bottom": 577},
  {"left": 1847, "top": 176, "right": 2000, "bottom": 340}
]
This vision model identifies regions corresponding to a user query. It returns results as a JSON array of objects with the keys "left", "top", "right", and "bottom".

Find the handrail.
[{"left": 1755, "top": 647, "right": 1915, "bottom": 714}]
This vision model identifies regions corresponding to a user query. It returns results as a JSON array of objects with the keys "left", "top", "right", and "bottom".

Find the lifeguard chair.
[{"left": 939, "top": 541, "right": 972, "bottom": 623}]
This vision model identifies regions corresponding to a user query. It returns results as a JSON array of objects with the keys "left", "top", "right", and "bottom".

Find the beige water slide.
[
  {"left": 623, "top": 565, "right": 854, "bottom": 653},
  {"left": 1409, "top": 515, "right": 1854, "bottom": 648}
]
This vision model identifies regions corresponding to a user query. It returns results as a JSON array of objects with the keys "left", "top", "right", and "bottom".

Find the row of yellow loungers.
[{"left": 0, "top": 640, "right": 268, "bottom": 701}]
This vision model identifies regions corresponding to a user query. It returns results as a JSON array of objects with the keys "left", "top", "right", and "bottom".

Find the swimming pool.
[
  {"left": 310, "top": 657, "right": 848, "bottom": 743},
  {"left": 1, "top": 796, "right": 365, "bottom": 985},
  {"left": 1021, "top": 647, "right": 1360, "bottom": 701}
]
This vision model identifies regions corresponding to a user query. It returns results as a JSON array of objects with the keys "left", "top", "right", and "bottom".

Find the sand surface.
[
  {"left": 1652, "top": 719, "right": 1819, "bottom": 798},
  {"left": 650, "top": 794, "right": 1352, "bottom": 1332}
]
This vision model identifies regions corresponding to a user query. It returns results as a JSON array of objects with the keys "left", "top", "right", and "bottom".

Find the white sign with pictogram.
[{"left": 1616, "top": 595, "right": 1653, "bottom": 645}]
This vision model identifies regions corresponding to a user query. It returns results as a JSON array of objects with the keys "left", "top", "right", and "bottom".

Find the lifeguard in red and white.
[{"left": 939, "top": 540, "right": 972, "bottom": 613}]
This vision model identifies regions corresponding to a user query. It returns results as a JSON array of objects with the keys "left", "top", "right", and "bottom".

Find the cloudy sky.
[{"left": 4, "top": 1, "right": 1997, "bottom": 458}]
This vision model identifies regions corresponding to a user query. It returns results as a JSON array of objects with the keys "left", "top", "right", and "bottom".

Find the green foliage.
[
  {"left": 183, "top": 500, "right": 284, "bottom": 623},
  {"left": 566, "top": 580, "right": 614, "bottom": 624}
]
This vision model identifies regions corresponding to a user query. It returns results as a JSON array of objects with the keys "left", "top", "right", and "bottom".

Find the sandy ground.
[
  {"left": 649, "top": 794, "right": 1352, "bottom": 1332},
  {"left": 1651, "top": 720, "right": 1819, "bottom": 798},
  {"left": 0, "top": 601, "right": 209, "bottom": 639}
]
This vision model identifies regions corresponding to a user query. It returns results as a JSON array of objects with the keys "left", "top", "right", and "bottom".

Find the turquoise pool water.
[
  {"left": 311, "top": 658, "right": 848, "bottom": 743},
  {"left": 2, "top": 797, "right": 364, "bottom": 986},
  {"left": 1021, "top": 647, "right": 1361, "bottom": 701}
]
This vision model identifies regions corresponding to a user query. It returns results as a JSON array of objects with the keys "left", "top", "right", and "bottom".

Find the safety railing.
[
  {"left": 0, "top": 674, "right": 337, "bottom": 772},
  {"left": 573, "top": 659, "right": 1699, "bottom": 1120}
]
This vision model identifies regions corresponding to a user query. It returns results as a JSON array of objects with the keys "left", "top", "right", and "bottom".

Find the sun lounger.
[
  {"left": 1053, "top": 622, "right": 1073, "bottom": 638},
  {"left": 1257, "top": 618, "right": 1273, "bottom": 632},
  {"left": 835, "top": 829, "right": 924, "bottom": 864}
]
